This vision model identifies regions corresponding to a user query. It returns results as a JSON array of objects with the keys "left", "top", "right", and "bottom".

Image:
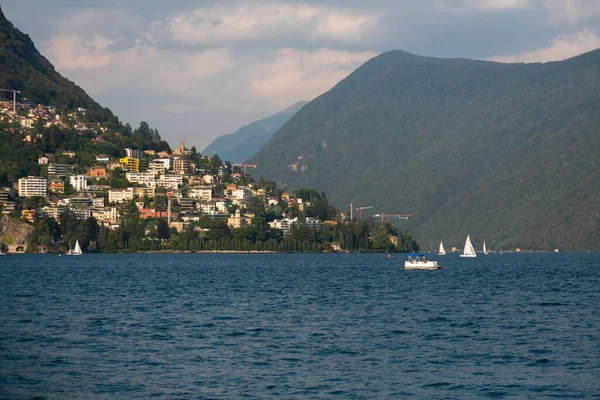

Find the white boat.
[
  {"left": 404, "top": 253, "right": 440, "bottom": 270},
  {"left": 438, "top": 241, "right": 446, "bottom": 256},
  {"left": 483, "top": 241, "right": 489, "bottom": 255},
  {"left": 460, "top": 235, "right": 477, "bottom": 258},
  {"left": 72, "top": 240, "right": 82, "bottom": 256}
]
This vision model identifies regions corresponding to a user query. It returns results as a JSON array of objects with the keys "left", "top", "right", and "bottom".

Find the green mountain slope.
[
  {"left": 249, "top": 49, "right": 600, "bottom": 251},
  {"left": 202, "top": 101, "right": 307, "bottom": 163},
  {"left": 0, "top": 6, "right": 116, "bottom": 122}
]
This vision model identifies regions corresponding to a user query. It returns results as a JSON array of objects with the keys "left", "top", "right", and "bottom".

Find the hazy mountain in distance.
[{"left": 202, "top": 101, "right": 308, "bottom": 164}]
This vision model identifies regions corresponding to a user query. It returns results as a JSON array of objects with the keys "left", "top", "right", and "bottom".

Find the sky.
[{"left": 3, "top": 0, "right": 600, "bottom": 150}]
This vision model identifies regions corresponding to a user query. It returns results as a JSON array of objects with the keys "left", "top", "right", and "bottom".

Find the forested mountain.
[
  {"left": 249, "top": 49, "right": 600, "bottom": 251},
  {"left": 202, "top": 101, "right": 307, "bottom": 163},
  {"left": 0, "top": 6, "right": 116, "bottom": 122}
]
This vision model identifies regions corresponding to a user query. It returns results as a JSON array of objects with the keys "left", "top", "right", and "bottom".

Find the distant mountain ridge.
[
  {"left": 202, "top": 101, "right": 307, "bottom": 163},
  {"left": 249, "top": 49, "right": 600, "bottom": 251},
  {"left": 0, "top": 6, "right": 116, "bottom": 122}
]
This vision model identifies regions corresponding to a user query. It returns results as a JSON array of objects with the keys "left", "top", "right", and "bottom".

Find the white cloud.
[
  {"left": 250, "top": 48, "right": 376, "bottom": 108},
  {"left": 156, "top": 2, "right": 377, "bottom": 45},
  {"left": 542, "top": 0, "right": 600, "bottom": 23},
  {"left": 490, "top": 30, "right": 600, "bottom": 62},
  {"left": 436, "top": 0, "right": 529, "bottom": 13}
]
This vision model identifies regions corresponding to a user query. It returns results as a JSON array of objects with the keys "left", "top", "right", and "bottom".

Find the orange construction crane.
[
  {"left": 233, "top": 163, "right": 258, "bottom": 174},
  {"left": 356, "top": 205, "right": 374, "bottom": 219}
]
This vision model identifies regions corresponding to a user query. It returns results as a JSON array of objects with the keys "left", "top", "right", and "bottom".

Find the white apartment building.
[
  {"left": 157, "top": 174, "right": 182, "bottom": 190},
  {"left": 215, "top": 200, "right": 230, "bottom": 212},
  {"left": 231, "top": 186, "right": 252, "bottom": 206},
  {"left": 269, "top": 218, "right": 292, "bottom": 236},
  {"left": 189, "top": 186, "right": 212, "bottom": 202},
  {"left": 108, "top": 187, "right": 137, "bottom": 203},
  {"left": 126, "top": 172, "right": 157, "bottom": 188},
  {"left": 69, "top": 175, "right": 88, "bottom": 191},
  {"left": 197, "top": 202, "right": 215, "bottom": 214},
  {"left": 305, "top": 217, "right": 323, "bottom": 230},
  {"left": 93, "top": 207, "right": 119, "bottom": 223},
  {"left": 147, "top": 161, "right": 167, "bottom": 175},
  {"left": 18, "top": 176, "right": 47, "bottom": 197},
  {"left": 269, "top": 217, "right": 323, "bottom": 237},
  {"left": 153, "top": 158, "right": 171, "bottom": 170}
]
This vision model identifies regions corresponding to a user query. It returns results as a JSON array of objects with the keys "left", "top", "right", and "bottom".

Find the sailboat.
[
  {"left": 438, "top": 241, "right": 446, "bottom": 256},
  {"left": 483, "top": 241, "right": 489, "bottom": 255},
  {"left": 460, "top": 235, "right": 477, "bottom": 258},
  {"left": 72, "top": 240, "right": 82, "bottom": 256}
]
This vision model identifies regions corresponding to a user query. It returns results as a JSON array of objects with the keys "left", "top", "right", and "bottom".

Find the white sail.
[
  {"left": 460, "top": 235, "right": 477, "bottom": 257},
  {"left": 73, "top": 240, "right": 82, "bottom": 256},
  {"left": 438, "top": 241, "right": 446, "bottom": 255},
  {"left": 483, "top": 241, "right": 488, "bottom": 255}
]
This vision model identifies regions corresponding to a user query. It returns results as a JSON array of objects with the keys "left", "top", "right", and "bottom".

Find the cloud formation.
[
  {"left": 490, "top": 30, "right": 600, "bottom": 62},
  {"left": 2, "top": 0, "right": 597, "bottom": 148},
  {"left": 157, "top": 3, "right": 377, "bottom": 45}
]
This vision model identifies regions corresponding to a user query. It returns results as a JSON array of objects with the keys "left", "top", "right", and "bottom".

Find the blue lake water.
[{"left": 0, "top": 253, "right": 599, "bottom": 399}]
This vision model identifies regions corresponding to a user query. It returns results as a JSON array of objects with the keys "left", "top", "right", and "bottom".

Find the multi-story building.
[
  {"left": 68, "top": 197, "right": 93, "bottom": 208},
  {"left": 48, "top": 180, "right": 65, "bottom": 194},
  {"left": 108, "top": 187, "right": 137, "bottom": 203},
  {"left": 125, "top": 148, "right": 145, "bottom": 160},
  {"left": 178, "top": 198, "right": 195, "bottom": 210},
  {"left": 71, "top": 208, "right": 92, "bottom": 220},
  {"left": 147, "top": 160, "right": 167, "bottom": 175},
  {"left": 119, "top": 157, "right": 140, "bottom": 172},
  {"left": 41, "top": 205, "right": 67, "bottom": 220},
  {"left": 93, "top": 207, "right": 119, "bottom": 223},
  {"left": 188, "top": 186, "right": 212, "bottom": 202},
  {"left": 18, "top": 176, "right": 47, "bottom": 197},
  {"left": 126, "top": 172, "right": 157, "bottom": 187},
  {"left": 152, "top": 158, "right": 171, "bottom": 170},
  {"left": 136, "top": 187, "right": 156, "bottom": 198},
  {"left": 269, "top": 218, "right": 292, "bottom": 236},
  {"left": 48, "top": 163, "right": 74, "bottom": 179},
  {"left": 231, "top": 186, "right": 252, "bottom": 206},
  {"left": 173, "top": 158, "right": 193, "bottom": 175},
  {"left": 0, "top": 187, "right": 18, "bottom": 213},
  {"left": 197, "top": 202, "right": 215, "bottom": 214},
  {"left": 305, "top": 217, "right": 323, "bottom": 230},
  {"left": 157, "top": 174, "right": 182, "bottom": 190},
  {"left": 69, "top": 175, "right": 88, "bottom": 191},
  {"left": 89, "top": 166, "right": 107, "bottom": 177}
]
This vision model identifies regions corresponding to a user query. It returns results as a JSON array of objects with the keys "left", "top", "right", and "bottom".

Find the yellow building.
[
  {"left": 119, "top": 157, "right": 140, "bottom": 172},
  {"left": 22, "top": 209, "right": 37, "bottom": 223}
]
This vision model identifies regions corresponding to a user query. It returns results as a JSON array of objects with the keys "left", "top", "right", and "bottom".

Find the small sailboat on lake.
[
  {"left": 483, "top": 241, "right": 489, "bottom": 255},
  {"left": 460, "top": 235, "right": 477, "bottom": 258},
  {"left": 72, "top": 240, "right": 82, "bottom": 256},
  {"left": 438, "top": 241, "right": 446, "bottom": 256}
]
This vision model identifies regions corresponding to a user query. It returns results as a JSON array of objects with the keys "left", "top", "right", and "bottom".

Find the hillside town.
[{"left": 0, "top": 99, "right": 415, "bottom": 254}]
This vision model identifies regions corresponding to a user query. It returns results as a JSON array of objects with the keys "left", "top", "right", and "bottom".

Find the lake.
[{"left": 1, "top": 253, "right": 599, "bottom": 398}]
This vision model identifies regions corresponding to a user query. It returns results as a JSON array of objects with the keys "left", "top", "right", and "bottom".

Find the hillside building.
[{"left": 18, "top": 176, "right": 47, "bottom": 197}]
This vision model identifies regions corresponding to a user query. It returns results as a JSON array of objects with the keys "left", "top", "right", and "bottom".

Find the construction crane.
[
  {"left": 233, "top": 163, "right": 258, "bottom": 174},
  {"left": 375, "top": 213, "right": 412, "bottom": 246},
  {"left": 355, "top": 205, "right": 374, "bottom": 219},
  {"left": 0, "top": 88, "right": 21, "bottom": 115}
]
